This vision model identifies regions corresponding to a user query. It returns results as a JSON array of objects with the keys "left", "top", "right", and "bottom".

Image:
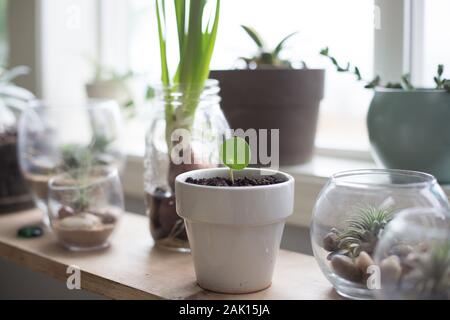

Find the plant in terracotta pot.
[
  {"left": 0, "top": 66, "right": 35, "bottom": 213},
  {"left": 322, "top": 47, "right": 450, "bottom": 183},
  {"left": 211, "top": 26, "right": 325, "bottom": 166},
  {"left": 86, "top": 61, "right": 135, "bottom": 114},
  {"left": 175, "top": 137, "right": 295, "bottom": 293},
  {"left": 144, "top": 0, "right": 229, "bottom": 252}
]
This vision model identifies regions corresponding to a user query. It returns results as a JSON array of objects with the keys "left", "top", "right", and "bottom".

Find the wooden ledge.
[{"left": 0, "top": 209, "right": 338, "bottom": 300}]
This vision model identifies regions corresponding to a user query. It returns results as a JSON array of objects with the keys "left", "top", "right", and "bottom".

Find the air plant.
[
  {"left": 240, "top": 25, "right": 299, "bottom": 69},
  {"left": 61, "top": 134, "right": 114, "bottom": 212},
  {"left": 320, "top": 47, "right": 450, "bottom": 92},
  {"left": 327, "top": 206, "right": 394, "bottom": 258},
  {"left": 156, "top": 0, "right": 221, "bottom": 151},
  {"left": 61, "top": 134, "right": 113, "bottom": 171}
]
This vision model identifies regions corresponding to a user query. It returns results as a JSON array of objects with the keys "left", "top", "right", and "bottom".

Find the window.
[
  {"left": 126, "top": 0, "right": 375, "bottom": 152},
  {"left": 419, "top": 0, "right": 450, "bottom": 87},
  {"left": 57, "top": 0, "right": 449, "bottom": 157}
]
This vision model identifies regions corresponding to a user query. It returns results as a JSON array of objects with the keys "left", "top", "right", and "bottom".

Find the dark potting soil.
[{"left": 185, "top": 175, "right": 286, "bottom": 187}]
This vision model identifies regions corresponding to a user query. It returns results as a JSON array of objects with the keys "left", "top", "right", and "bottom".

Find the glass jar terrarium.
[
  {"left": 0, "top": 67, "right": 35, "bottom": 213},
  {"left": 18, "top": 100, "right": 125, "bottom": 218},
  {"left": 144, "top": 80, "right": 229, "bottom": 252},
  {"left": 48, "top": 166, "right": 124, "bottom": 251},
  {"left": 374, "top": 207, "right": 450, "bottom": 300},
  {"left": 310, "top": 169, "right": 450, "bottom": 300}
]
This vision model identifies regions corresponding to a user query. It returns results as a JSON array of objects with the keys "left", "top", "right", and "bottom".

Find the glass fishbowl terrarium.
[{"left": 310, "top": 169, "right": 450, "bottom": 300}]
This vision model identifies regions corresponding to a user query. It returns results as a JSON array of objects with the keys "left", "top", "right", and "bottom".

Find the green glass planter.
[{"left": 368, "top": 89, "right": 450, "bottom": 183}]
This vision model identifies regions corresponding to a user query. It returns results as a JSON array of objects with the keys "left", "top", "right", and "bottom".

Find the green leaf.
[
  {"left": 354, "top": 67, "right": 362, "bottom": 80},
  {"left": 385, "top": 82, "right": 402, "bottom": 89},
  {"left": 241, "top": 25, "right": 265, "bottom": 50},
  {"left": 273, "top": 31, "right": 298, "bottom": 58},
  {"left": 146, "top": 86, "right": 155, "bottom": 100},
  {"left": 401, "top": 73, "right": 414, "bottom": 90},
  {"left": 444, "top": 80, "right": 450, "bottom": 93},
  {"left": 174, "top": 0, "right": 186, "bottom": 57},
  {"left": 220, "top": 137, "right": 251, "bottom": 171},
  {"left": 319, "top": 47, "right": 329, "bottom": 56},
  {"left": 156, "top": 0, "right": 170, "bottom": 86},
  {"left": 365, "top": 75, "right": 381, "bottom": 89},
  {"left": 438, "top": 64, "right": 444, "bottom": 77}
]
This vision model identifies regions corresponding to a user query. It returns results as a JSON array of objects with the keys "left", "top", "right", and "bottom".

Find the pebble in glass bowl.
[
  {"left": 374, "top": 207, "right": 450, "bottom": 300},
  {"left": 310, "top": 169, "right": 450, "bottom": 300}
]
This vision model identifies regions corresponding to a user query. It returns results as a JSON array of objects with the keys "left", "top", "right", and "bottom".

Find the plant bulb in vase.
[{"left": 144, "top": 0, "right": 229, "bottom": 252}]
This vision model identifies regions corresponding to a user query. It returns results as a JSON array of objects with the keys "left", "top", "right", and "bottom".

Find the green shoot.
[
  {"left": 155, "top": 0, "right": 221, "bottom": 153},
  {"left": 220, "top": 137, "right": 251, "bottom": 184}
]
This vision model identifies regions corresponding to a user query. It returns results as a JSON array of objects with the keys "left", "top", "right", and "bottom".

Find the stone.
[
  {"left": 389, "top": 244, "right": 413, "bottom": 258},
  {"left": 380, "top": 255, "right": 402, "bottom": 284},
  {"left": 355, "top": 251, "right": 375, "bottom": 277},
  {"left": 331, "top": 254, "right": 362, "bottom": 283},
  {"left": 17, "top": 226, "right": 44, "bottom": 238},
  {"left": 323, "top": 232, "right": 339, "bottom": 251},
  {"left": 58, "top": 206, "right": 75, "bottom": 219},
  {"left": 59, "top": 213, "right": 102, "bottom": 231}
]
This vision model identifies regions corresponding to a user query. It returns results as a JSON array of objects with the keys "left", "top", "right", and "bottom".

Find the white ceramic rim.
[{"left": 176, "top": 168, "right": 294, "bottom": 191}]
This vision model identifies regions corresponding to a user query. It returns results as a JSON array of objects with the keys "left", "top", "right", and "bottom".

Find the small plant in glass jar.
[
  {"left": 310, "top": 169, "right": 450, "bottom": 299},
  {"left": 48, "top": 165, "right": 124, "bottom": 251}
]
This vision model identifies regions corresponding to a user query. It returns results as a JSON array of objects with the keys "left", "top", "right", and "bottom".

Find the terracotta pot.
[
  {"left": 211, "top": 69, "right": 325, "bottom": 165},
  {"left": 86, "top": 81, "right": 131, "bottom": 106}
]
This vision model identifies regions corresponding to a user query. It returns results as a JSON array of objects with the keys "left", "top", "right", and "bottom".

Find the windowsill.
[{"left": 122, "top": 154, "right": 450, "bottom": 228}]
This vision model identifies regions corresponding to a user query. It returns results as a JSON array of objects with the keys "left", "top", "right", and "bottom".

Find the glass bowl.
[
  {"left": 48, "top": 166, "right": 124, "bottom": 251},
  {"left": 18, "top": 99, "right": 125, "bottom": 218},
  {"left": 374, "top": 207, "right": 450, "bottom": 300},
  {"left": 310, "top": 169, "right": 450, "bottom": 299}
]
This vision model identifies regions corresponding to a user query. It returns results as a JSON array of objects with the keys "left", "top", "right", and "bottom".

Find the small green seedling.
[{"left": 220, "top": 137, "right": 251, "bottom": 183}]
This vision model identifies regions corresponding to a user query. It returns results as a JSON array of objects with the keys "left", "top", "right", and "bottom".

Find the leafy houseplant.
[
  {"left": 322, "top": 47, "right": 450, "bottom": 183},
  {"left": 210, "top": 26, "right": 325, "bottom": 165},
  {"left": 0, "top": 66, "right": 35, "bottom": 213},
  {"left": 85, "top": 60, "right": 138, "bottom": 116},
  {"left": 175, "top": 138, "right": 294, "bottom": 293},
  {"left": 144, "top": 0, "right": 229, "bottom": 252},
  {"left": 239, "top": 26, "right": 298, "bottom": 69}
]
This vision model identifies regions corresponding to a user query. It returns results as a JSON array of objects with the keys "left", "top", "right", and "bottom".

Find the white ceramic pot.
[{"left": 175, "top": 168, "right": 295, "bottom": 294}]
